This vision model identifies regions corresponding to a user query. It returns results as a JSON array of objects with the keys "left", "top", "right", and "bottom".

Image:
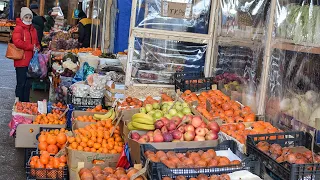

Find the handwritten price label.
[{"left": 162, "top": 1, "right": 192, "bottom": 19}]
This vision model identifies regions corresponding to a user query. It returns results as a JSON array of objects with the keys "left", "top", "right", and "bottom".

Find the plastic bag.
[
  {"left": 38, "top": 52, "right": 48, "bottom": 78},
  {"left": 8, "top": 115, "right": 33, "bottom": 136},
  {"left": 72, "top": 62, "right": 94, "bottom": 83},
  {"left": 27, "top": 50, "right": 42, "bottom": 78},
  {"left": 116, "top": 143, "right": 131, "bottom": 169}
]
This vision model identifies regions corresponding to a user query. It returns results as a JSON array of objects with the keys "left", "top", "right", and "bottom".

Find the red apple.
[
  {"left": 140, "top": 134, "right": 150, "bottom": 142},
  {"left": 207, "top": 121, "right": 220, "bottom": 133},
  {"left": 172, "top": 130, "right": 183, "bottom": 140},
  {"left": 163, "top": 132, "right": 173, "bottom": 142},
  {"left": 172, "top": 140, "right": 181, "bottom": 142},
  {"left": 180, "top": 135, "right": 184, "bottom": 141},
  {"left": 160, "top": 117, "right": 169, "bottom": 125},
  {"left": 182, "top": 115, "right": 193, "bottom": 123},
  {"left": 147, "top": 131, "right": 154, "bottom": 137},
  {"left": 131, "top": 132, "right": 140, "bottom": 141},
  {"left": 138, "top": 138, "right": 147, "bottom": 143},
  {"left": 171, "top": 116, "right": 182, "bottom": 126},
  {"left": 154, "top": 120, "right": 165, "bottom": 129},
  {"left": 194, "top": 135, "right": 206, "bottom": 141},
  {"left": 200, "top": 122, "right": 207, "bottom": 128},
  {"left": 161, "top": 126, "right": 168, "bottom": 133},
  {"left": 178, "top": 125, "right": 185, "bottom": 133},
  {"left": 154, "top": 129, "right": 162, "bottom": 135},
  {"left": 205, "top": 131, "right": 218, "bottom": 140},
  {"left": 191, "top": 116, "right": 203, "bottom": 128},
  {"left": 184, "top": 124, "right": 195, "bottom": 132},
  {"left": 153, "top": 133, "right": 164, "bottom": 142},
  {"left": 184, "top": 131, "right": 195, "bottom": 141},
  {"left": 149, "top": 136, "right": 154, "bottom": 142},
  {"left": 204, "top": 128, "right": 209, "bottom": 134},
  {"left": 166, "top": 121, "right": 177, "bottom": 131},
  {"left": 195, "top": 127, "right": 206, "bottom": 136}
]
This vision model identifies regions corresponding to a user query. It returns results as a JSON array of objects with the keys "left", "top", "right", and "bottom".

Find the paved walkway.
[{"left": 0, "top": 42, "right": 26, "bottom": 179}]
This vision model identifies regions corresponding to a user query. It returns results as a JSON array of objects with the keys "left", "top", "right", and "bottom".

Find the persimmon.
[
  {"left": 56, "top": 133, "right": 67, "bottom": 145},
  {"left": 38, "top": 142, "right": 48, "bottom": 151},
  {"left": 47, "top": 144, "right": 58, "bottom": 154}
]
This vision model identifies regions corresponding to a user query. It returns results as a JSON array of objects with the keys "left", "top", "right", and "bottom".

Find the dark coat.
[
  {"left": 44, "top": 15, "right": 54, "bottom": 32},
  {"left": 12, "top": 18, "right": 40, "bottom": 67},
  {"left": 32, "top": 16, "right": 45, "bottom": 45},
  {"left": 78, "top": 18, "right": 92, "bottom": 48}
]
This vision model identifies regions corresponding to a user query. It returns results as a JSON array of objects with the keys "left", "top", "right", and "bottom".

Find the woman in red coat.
[{"left": 12, "top": 7, "right": 40, "bottom": 102}]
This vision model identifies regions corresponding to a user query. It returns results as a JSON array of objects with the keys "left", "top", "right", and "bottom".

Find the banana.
[
  {"left": 132, "top": 113, "right": 153, "bottom": 122},
  {"left": 131, "top": 121, "right": 155, "bottom": 130},
  {"left": 127, "top": 122, "right": 138, "bottom": 130},
  {"left": 94, "top": 108, "right": 114, "bottom": 120},
  {"left": 109, "top": 109, "right": 116, "bottom": 120},
  {"left": 132, "top": 117, "right": 154, "bottom": 125}
]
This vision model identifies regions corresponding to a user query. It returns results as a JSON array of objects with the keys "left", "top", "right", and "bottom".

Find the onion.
[{"left": 280, "top": 98, "right": 292, "bottom": 111}]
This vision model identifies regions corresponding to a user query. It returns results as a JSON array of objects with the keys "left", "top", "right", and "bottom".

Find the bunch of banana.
[
  {"left": 93, "top": 108, "right": 116, "bottom": 120},
  {"left": 128, "top": 113, "right": 155, "bottom": 130}
]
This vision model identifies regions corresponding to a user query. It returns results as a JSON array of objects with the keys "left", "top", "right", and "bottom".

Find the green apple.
[
  {"left": 182, "top": 102, "right": 189, "bottom": 108},
  {"left": 147, "top": 110, "right": 155, "bottom": 117},
  {"left": 175, "top": 101, "right": 182, "bottom": 106},
  {"left": 145, "top": 104, "right": 153, "bottom": 112},
  {"left": 140, "top": 107, "right": 147, "bottom": 114},
  {"left": 167, "top": 102, "right": 174, "bottom": 106},
  {"left": 177, "top": 111, "right": 184, "bottom": 118},
  {"left": 161, "top": 104, "right": 169, "bottom": 110},
  {"left": 169, "top": 109, "right": 178, "bottom": 116},
  {"left": 182, "top": 107, "right": 192, "bottom": 115},
  {"left": 152, "top": 111, "right": 163, "bottom": 120},
  {"left": 152, "top": 103, "right": 160, "bottom": 110},
  {"left": 164, "top": 114, "right": 172, "bottom": 119},
  {"left": 175, "top": 104, "right": 183, "bottom": 111}
]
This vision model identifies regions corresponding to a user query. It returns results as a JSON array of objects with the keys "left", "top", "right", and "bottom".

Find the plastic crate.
[
  {"left": 24, "top": 148, "right": 37, "bottom": 168},
  {"left": 141, "top": 140, "right": 256, "bottom": 180},
  {"left": 173, "top": 72, "right": 215, "bottom": 92},
  {"left": 66, "top": 89, "right": 104, "bottom": 110},
  {"left": 26, "top": 151, "right": 68, "bottom": 180},
  {"left": 246, "top": 131, "right": 320, "bottom": 180}
]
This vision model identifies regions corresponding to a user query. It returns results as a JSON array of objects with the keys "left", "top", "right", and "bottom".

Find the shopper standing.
[
  {"left": 78, "top": 11, "right": 92, "bottom": 48},
  {"left": 44, "top": 10, "right": 55, "bottom": 32},
  {"left": 12, "top": 7, "right": 40, "bottom": 102},
  {"left": 32, "top": 15, "right": 46, "bottom": 49}
]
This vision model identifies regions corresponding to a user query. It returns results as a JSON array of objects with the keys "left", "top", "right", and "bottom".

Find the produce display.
[
  {"left": 130, "top": 115, "right": 220, "bottom": 142},
  {"left": 86, "top": 105, "right": 108, "bottom": 112},
  {"left": 28, "top": 151, "right": 67, "bottom": 178},
  {"left": 75, "top": 108, "right": 116, "bottom": 123},
  {"left": 38, "top": 129, "right": 68, "bottom": 154},
  {"left": 14, "top": 102, "right": 39, "bottom": 115},
  {"left": 91, "top": 49, "right": 102, "bottom": 56},
  {"left": 220, "top": 121, "right": 281, "bottom": 144},
  {"left": 79, "top": 166, "right": 143, "bottom": 180},
  {"left": 144, "top": 148, "right": 240, "bottom": 168},
  {"left": 162, "top": 174, "right": 230, "bottom": 180},
  {"left": 70, "top": 121, "right": 123, "bottom": 153},
  {"left": 256, "top": 141, "right": 320, "bottom": 164},
  {"left": 118, "top": 94, "right": 172, "bottom": 110},
  {"left": 51, "top": 102, "right": 67, "bottom": 110},
  {"left": 181, "top": 90, "right": 255, "bottom": 123},
  {"left": 34, "top": 113, "right": 67, "bottom": 125}
]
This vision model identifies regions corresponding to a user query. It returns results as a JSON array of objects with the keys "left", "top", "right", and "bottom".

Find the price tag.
[{"left": 161, "top": 1, "right": 193, "bottom": 19}]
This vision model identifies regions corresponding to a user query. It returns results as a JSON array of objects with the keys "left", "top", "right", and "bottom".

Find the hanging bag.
[
  {"left": 27, "top": 50, "right": 42, "bottom": 78},
  {"left": 5, "top": 31, "right": 25, "bottom": 60}
]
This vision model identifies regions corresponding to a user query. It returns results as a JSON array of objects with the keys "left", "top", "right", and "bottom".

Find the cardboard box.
[
  {"left": 128, "top": 131, "right": 219, "bottom": 164},
  {"left": 67, "top": 147, "right": 120, "bottom": 180},
  {"left": 72, "top": 111, "right": 106, "bottom": 130},
  {"left": 106, "top": 81, "right": 125, "bottom": 94},
  {"left": 15, "top": 115, "right": 66, "bottom": 148}
]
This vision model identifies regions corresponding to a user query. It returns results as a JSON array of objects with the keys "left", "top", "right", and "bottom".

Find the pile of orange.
[
  {"left": 86, "top": 105, "right": 108, "bottom": 112},
  {"left": 29, "top": 151, "right": 67, "bottom": 179},
  {"left": 79, "top": 166, "right": 143, "bottom": 180},
  {"left": 92, "top": 49, "right": 102, "bottom": 56},
  {"left": 182, "top": 89, "right": 255, "bottom": 123},
  {"left": 220, "top": 121, "right": 282, "bottom": 144},
  {"left": 15, "top": 101, "right": 39, "bottom": 115},
  {"left": 52, "top": 102, "right": 67, "bottom": 109},
  {"left": 161, "top": 94, "right": 173, "bottom": 102},
  {"left": 75, "top": 115, "right": 97, "bottom": 122},
  {"left": 38, "top": 129, "right": 68, "bottom": 155},
  {"left": 118, "top": 96, "right": 143, "bottom": 110},
  {"left": 145, "top": 148, "right": 240, "bottom": 168},
  {"left": 69, "top": 120, "right": 123, "bottom": 154},
  {"left": 34, "top": 113, "right": 66, "bottom": 125}
]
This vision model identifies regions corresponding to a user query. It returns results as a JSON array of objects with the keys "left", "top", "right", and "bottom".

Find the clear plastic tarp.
[
  {"left": 90, "top": 0, "right": 103, "bottom": 48},
  {"left": 266, "top": 0, "right": 320, "bottom": 130},
  {"left": 211, "top": 0, "right": 269, "bottom": 113},
  {"left": 135, "top": 0, "right": 211, "bottom": 34},
  {"left": 130, "top": 37, "right": 207, "bottom": 84}
]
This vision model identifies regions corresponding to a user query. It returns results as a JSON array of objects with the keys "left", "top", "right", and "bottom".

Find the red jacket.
[{"left": 12, "top": 18, "right": 40, "bottom": 67}]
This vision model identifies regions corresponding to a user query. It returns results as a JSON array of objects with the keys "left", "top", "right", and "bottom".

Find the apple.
[
  {"left": 161, "top": 126, "right": 168, "bottom": 133},
  {"left": 152, "top": 111, "right": 163, "bottom": 120},
  {"left": 166, "top": 121, "right": 176, "bottom": 131},
  {"left": 169, "top": 109, "right": 178, "bottom": 116},
  {"left": 172, "top": 140, "right": 181, "bottom": 142},
  {"left": 177, "top": 112, "right": 184, "bottom": 118},
  {"left": 163, "top": 132, "right": 173, "bottom": 142},
  {"left": 178, "top": 125, "right": 185, "bottom": 133},
  {"left": 195, "top": 127, "right": 206, "bottom": 136},
  {"left": 154, "top": 120, "right": 165, "bottom": 129},
  {"left": 160, "top": 117, "right": 169, "bottom": 125},
  {"left": 194, "top": 135, "right": 206, "bottom": 141},
  {"left": 182, "top": 107, "right": 192, "bottom": 115},
  {"left": 207, "top": 121, "right": 220, "bottom": 133},
  {"left": 149, "top": 136, "right": 154, "bottom": 142},
  {"left": 140, "top": 134, "right": 150, "bottom": 142},
  {"left": 200, "top": 122, "right": 207, "bottom": 128},
  {"left": 164, "top": 114, "right": 172, "bottom": 120},
  {"left": 152, "top": 103, "right": 160, "bottom": 110},
  {"left": 161, "top": 104, "right": 169, "bottom": 111},
  {"left": 147, "top": 131, "right": 154, "bottom": 137},
  {"left": 180, "top": 135, "right": 184, "bottom": 141},
  {"left": 182, "top": 102, "right": 189, "bottom": 108},
  {"left": 191, "top": 116, "right": 203, "bottom": 128},
  {"left": 154, "top": 129, "right": 162, "bottom": 135},
  {"left": 138, "top": 138, "right": 147, "bottom": 143},
  {"left": 182, "top": 115, "right": 192, "bottom": 123},
  {"left": 175, "top": 104, "right": 183, "bottom": 111},
  {"left": 153, "top": 133, "right": 164, "bottom": 142},
  {"left": 145, "top": 104, "right": 153, "bottom": 112},
  {"left": 131, "top": 132, "right": 140, "bottom": 140},
  {"left": 184, "top": 124, "right": 195, "bottom": 132},
  {"left": 205, "top": 131, "right": 218, "bottom": 140},
  {"left": 204, "top": 128, "right": 209, "bottom": 134},
  {"left": 184, "top": 131, "right": 195, "bottom": 141},
  {"left": 171, "top": 116, "right": 182, "bottom": 126},
  {"left": 140, "top": 107, "right": 147, "bottom": 114},
  {"left": 147, "top": 110, "right": 155, "bottom": 117},
  {"left": 172, "top": 130, "right": 183, "bottom": 140}
]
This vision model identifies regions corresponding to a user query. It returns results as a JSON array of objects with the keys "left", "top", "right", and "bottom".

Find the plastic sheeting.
[
  {"left": 212, "top": 0, "right": 269, "bottom": 113},
  {"left": 266, "top": 0, "right": 320, "bottom": 130},
  {"left": 130, "top": 37, "right": 207, "bottom": 84},
  {"left": 135, "top": 0, "right": 211, "bottom": 34}
]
